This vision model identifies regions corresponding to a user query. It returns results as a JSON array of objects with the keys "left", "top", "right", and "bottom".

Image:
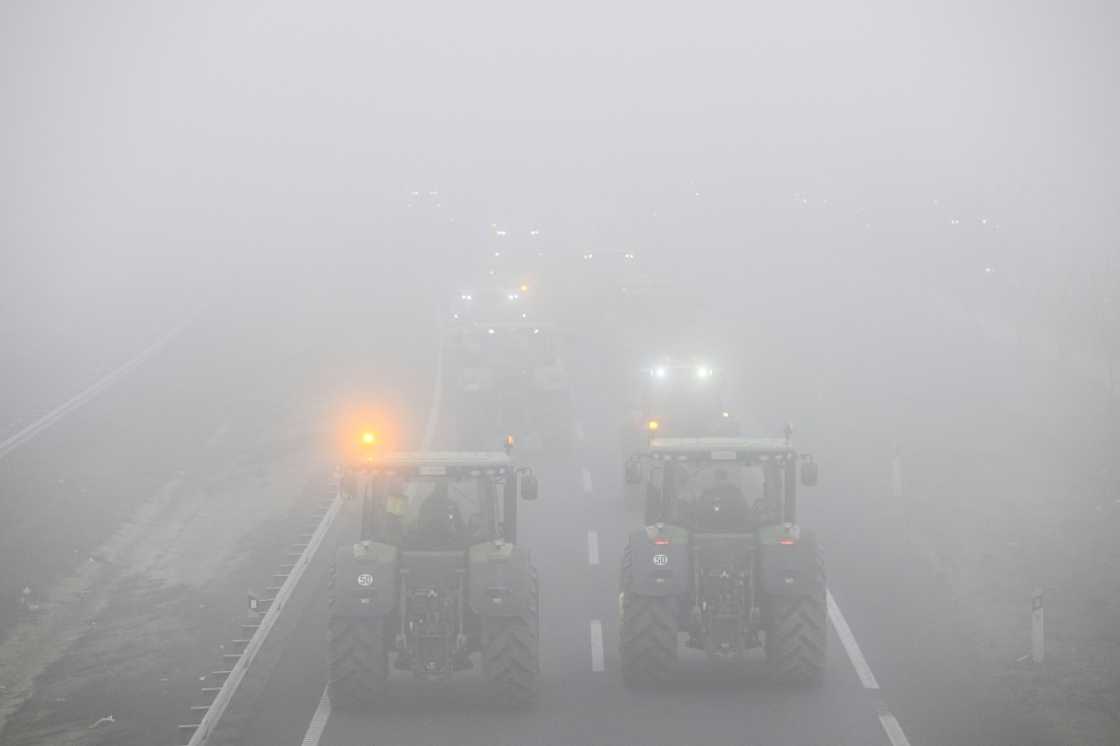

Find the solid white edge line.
[
  {"left": 829, "top": 589, "right": 915, "bottom": 744},
  {"left": 187, "top": 483, "right": 343, "bottom": 746},
  {"left": 0, "top": 314, "right": 196, "bottom": 460},
  {"left": 879, "top": 713, "right": 914, "bottom": 746},
  {"left": 589, "top": 620, "right": 605, "bottom": 672},
  {"left": 299, "top": 688, "right": 332, "bottom": 746},
  {"left": 297, "top": 305, "right": 447, "bottom": 746},
  {"left": 826, "top": 589, "right": 880, "bottom": 690},
  {"left": 581, "top": 467, "right": 593, "bottom": 494},
  {"left": 587, "top": 530, "right": 600, "bottom": 566}
]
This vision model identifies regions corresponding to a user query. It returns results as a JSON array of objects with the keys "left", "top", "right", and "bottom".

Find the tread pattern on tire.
[
  {"left": 619, "top": 542, "right": 678, "bottom": 686},
  {"left": 327, "top": 564, "right": 389, "bottom": 709},
  {"left": 764, "top": 539, "right": 827, "bottom": 684},
  {"left": 481, "top": 564, "right": 539, "bottom": 706}
]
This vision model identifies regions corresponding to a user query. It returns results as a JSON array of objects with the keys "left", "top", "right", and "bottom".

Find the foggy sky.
[{"left": 2, "top": 0, "right": 1117, "bottom": 384}]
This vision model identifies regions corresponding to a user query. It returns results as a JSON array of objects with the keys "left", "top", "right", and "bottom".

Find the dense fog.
[{"left": 1, "top": 2, "right": 1117, "bottom": 745}]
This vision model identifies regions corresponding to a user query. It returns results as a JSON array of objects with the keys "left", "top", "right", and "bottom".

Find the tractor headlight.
[{"left": 695, "top": 366, "right": 712, "bottom": 380}]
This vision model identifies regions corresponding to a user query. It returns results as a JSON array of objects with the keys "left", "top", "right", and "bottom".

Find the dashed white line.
[
  {"left": 826, "top": 589, "right": 879, "bottom": 690},
  {"left": 587, "top": 530, "right": 600, "bottom": 566},
  {"left": 574, "top": 421, "right": 585, "bottom": 443},
  {"left": 878, "top": 712, "right": 914, "bottom": 746},
  {"left": 589, "top": 620, "right": 605, "bottom": 672},
  {"left": 581, "top": 467, "right": 593, "bottom": 495}
]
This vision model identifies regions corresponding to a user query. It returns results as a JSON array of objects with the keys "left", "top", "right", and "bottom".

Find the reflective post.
[{"left": 1031, "top": 589, "right": 1045, "bottom": 664}]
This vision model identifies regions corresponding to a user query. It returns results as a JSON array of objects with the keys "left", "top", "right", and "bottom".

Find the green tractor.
[
  {"left": 330, "top": 451, "right": 540, "bottom": 707},
  {"left": 619, "top": 436, "right": 824, "bottom": 686}
]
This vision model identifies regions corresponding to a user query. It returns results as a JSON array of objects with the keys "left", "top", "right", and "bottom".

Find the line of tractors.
[{"left": 326, "top": 262, "right": 825, "bottom": 709}]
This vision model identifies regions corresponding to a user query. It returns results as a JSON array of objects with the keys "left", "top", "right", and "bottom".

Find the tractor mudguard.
[
  {"left": 759, "top": 528, "right": 822, "bottom": 597},
  {"left": 627, "top": 525, "right": 690, "bottom": 597},
  {"left": 332, "top": 541, "right": 398, "bottom": 617},
  {"left": 468, "top": 541, "right": 533, "bottom": 617}
]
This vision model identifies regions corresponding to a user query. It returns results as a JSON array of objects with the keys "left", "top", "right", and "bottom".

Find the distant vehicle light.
[
  {"left": 508, "top": 293, "right": 519, "bottom": 301},
  {"left": 722, "top": 411, "right": 730, "bottom": 418},
  {"left": 361, "top": 432, "right": 377, "bottom": 446},
  {"left": 647, "top": 419, "right": 660, "bottom": 432},
  {"left": 460, "top": 293, "right": 473, "bottom": 301},
  {"left": 624, "top": 252, "right": 635, "bottom": 260},
  {"left": 520, "top": 283, "right": 529, "bottom": 293},
  {"left": 583, "top": 252, "right": 594, "bottom": 260},
  {"left": 695, "top": 366, "right": 713, "bottom": 380},
  {"left": 488, "top": 328, "right": 496, "bottom": 335},
  {"left": 532, "top": 328, "right": 540, "bottom": 334},
  {"left": 652, "top": 366, "right": 668, "bottom": 380}
]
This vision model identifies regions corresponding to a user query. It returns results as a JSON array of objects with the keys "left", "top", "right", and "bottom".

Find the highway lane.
[
  {"left": 238, "top": 337, "right": 900, "bottom": 746},
  {"left": 0, "top": 285, "right": 441, "bottom": 745}
]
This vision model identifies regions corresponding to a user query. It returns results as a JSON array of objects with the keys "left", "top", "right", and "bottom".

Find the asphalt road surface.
[{"left": 231, "top": 335, "right": 912, "bottom": 746}]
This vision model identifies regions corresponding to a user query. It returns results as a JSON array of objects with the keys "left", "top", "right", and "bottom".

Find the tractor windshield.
[
  {"left": 659, "top": 460, "right": 784, "bottom": 531},
  {"left": 369, "top": 474, "right": 498, "bottom": 548},
  {"left": 462, "top": 328, "right": 556, "bottom": 369}
]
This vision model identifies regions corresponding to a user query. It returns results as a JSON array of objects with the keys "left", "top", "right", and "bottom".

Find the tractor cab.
[
  {"left": 619, "top": 436, "right": 825, "bottom": 685},
  {"left": 330, "top": 450, "right": 540, "bottom": 705}
]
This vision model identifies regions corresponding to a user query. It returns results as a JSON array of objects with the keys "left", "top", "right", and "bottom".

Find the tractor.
[
  {"left": 447, "top": 321, "right": 573, "bottom": 451},
  {"left": 621, "top": 358, "right": 739, "bottom": 506},
  {"left": 619, "top": 436, "right": 824, "bottom": 686},
  {"left": 330, "top": 449, "right": 540, "bottom": 707}
]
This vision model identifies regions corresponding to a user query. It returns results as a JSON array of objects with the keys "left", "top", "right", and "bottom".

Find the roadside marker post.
[{"left": 1031, "top": 589, "right": 1045, "bottom": 664}]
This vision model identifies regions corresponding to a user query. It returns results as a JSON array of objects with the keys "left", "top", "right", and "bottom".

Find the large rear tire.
[
  {"left": 482, "top": 565, "right": 539, "bottom": 706},
  {"left": 764, "top": 539, "right": 827, "bottom": 684},
  {"left": 619, "top": 543, "right": 678, "bottom": 687},
  {"left": 328, "top": 614, "right": 390, "bottom": 708},
  {"left": 327, "top": 564, "right": 389, "bottom": 709}
]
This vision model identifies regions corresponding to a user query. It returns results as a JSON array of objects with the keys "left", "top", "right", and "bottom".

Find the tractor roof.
[
  {"left": 466, "top": 321, "right": 557, "bottom": 332},
  {"left": 366, "top": 451, "right": 513, "bottom": 476},
  {"left": 647, "top": 437, "right": 794, "bottom": 458}
]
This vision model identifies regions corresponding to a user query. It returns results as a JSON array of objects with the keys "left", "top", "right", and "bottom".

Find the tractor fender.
[
  {"left": 626, "top": 526, "right": 690, "bottom": 597},
  {"left": 759, "top": 528, "right": 823, "bottom": 598},
  {"left": 469, "top": 541, "right": 534, "bottom": 617},
  {"left": 332, "top": 541, "right": 398, "bottom": 617}
]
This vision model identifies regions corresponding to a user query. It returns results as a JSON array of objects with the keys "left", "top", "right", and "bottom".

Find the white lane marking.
[
  {"left": 879, "top": 713, "right": 914, "bottom": 746},
  {"left": 826, "top": 589, "right": 880, "bottom": 690},
  {"left": 187, "top": 481, "right": 344, "bottom": 746},
  {"left": 581, "top": 467, "right": 593, "bottom": 495},
  {"left": 299, "top": 689, "right": 331, "bottom": 746},
  {"left": 574, "top": 421, "right": 585, "bottom": 443},
  {"left": 589, "top": 620, "right": 605, "bottom": 672},
  {"left": 296, "top": 310, "right": 446, "bottom": 746},
  {"left": 0, "top": 315, "right": 196, "bottom": 461},
  {"left": 587, "top": 530, "right": 600, "bottom": 566},
  {"left": 829, "top": 589, "right": 914, "bottom": 744}
]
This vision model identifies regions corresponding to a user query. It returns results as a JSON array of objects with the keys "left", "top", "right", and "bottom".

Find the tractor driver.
[
  {"left": 413, "top": 480, "right": 466, "bottom": 548},
  {"left": 692, "top": 468, "right": 751, "bottom": 531}
]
